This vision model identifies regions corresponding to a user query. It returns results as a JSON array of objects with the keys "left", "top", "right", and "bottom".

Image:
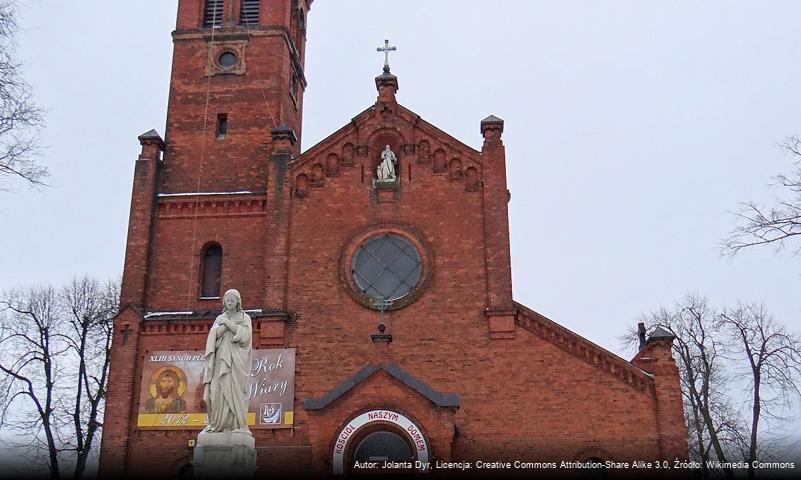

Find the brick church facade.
[{"left": 98, "top": 0, "right": 688, "bottom": 477}]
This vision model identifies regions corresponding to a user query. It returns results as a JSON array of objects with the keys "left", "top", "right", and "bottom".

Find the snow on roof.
[{"left": 158, "top": 191, "right": 255, "bottom": 197}]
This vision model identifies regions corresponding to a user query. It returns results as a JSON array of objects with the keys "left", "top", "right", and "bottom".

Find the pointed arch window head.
[
  {"left": 203, "top": 0, "right": 224, "bottom": 28},
  {"left": 200, "top": 244, "right": 223, "bottom": 298}
]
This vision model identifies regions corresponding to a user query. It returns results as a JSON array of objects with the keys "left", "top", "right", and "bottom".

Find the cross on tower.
[
  {"left": 121, "top": 324, "right": 133, "bottom": 346},
  {"left": 376, "top": 39, "right": 397, "bottom": 74}
]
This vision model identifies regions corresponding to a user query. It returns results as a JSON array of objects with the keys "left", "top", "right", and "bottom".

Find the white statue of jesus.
[{"left": 376, "top": 145, "right": 397, "bottom": 181}]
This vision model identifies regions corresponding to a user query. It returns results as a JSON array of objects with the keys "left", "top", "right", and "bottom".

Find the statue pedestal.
[
  {"left": 192, "top": 431, "right": 256, "bottom": 479},
  {"left": 373, "top": 178, "right": 398, "bottom": 203}
]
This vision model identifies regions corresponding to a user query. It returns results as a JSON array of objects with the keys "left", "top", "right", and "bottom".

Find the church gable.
[{"left": 290, "top": 101, "right": 483, "bottom": 199}]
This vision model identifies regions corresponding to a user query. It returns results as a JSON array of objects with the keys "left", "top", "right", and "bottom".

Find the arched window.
[
  {"left": 200, "top": 244, "right": 222, "bottom": 298},
  {"left": 203, "top": 0, "right": 224, "bottom": 28},
  {"left": 240, "top": 0, "right": 260, "bottom": 27}
]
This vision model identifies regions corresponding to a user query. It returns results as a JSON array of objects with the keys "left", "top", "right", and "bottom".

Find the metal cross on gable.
[
  {"left": 374, "top": 297, "right": 392, "bottom": 315},
  {"left": 376, "top": 39, "right": 397, "bottom": 74}
]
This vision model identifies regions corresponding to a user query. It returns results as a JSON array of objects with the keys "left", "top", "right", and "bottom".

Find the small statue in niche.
[{"left": 376, "top": 145, "right": 398, "bottom": 181}]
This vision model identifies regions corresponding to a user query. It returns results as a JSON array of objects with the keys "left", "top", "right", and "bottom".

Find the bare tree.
[
  {"left": 0, "top": 277, "right": 118, "bottom": 479},
  {"left": 0, "top": 285, "right": 64, "bottom": 479},
  {"left": 630, "top": 295, "right": 801, "bottom": 480},
  {"left": 635, "top": 294, "right": 742, "bottom": 480},
  {"left": 719, "top": 303, "right": 801, "bottom": 480},
  {"left": 60, "top": 277, "right": 118, "bottom": 480},
  {"left": 723, "top": 137, "right": 801, "bottom": 256},
  {"left": 0, "top": 0, "right": 45, "bottom": 191}
]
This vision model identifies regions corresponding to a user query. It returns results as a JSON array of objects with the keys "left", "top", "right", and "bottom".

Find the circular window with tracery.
[{"left": 351, "top": 234, "right": 422, "bottom": 306}]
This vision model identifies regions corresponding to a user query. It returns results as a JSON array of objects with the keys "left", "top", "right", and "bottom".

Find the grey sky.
[{"left": 2, "top": 0, "right": 800, "bottom": 361}]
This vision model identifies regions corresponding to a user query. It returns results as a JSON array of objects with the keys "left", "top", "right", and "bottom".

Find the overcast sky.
[{"left": 2, "top": 0, "right": 800, "bottom": 359}]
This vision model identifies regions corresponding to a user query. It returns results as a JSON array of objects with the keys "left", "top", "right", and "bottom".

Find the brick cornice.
[
  {"left": 139, "top": 309, "right": 292, "bottom": 336},
  {"left": 156, "top": 193, "right": 267, "bottom": 219},
  {"left": 514, "top": 301, "right": 655, "bottom": 395}
]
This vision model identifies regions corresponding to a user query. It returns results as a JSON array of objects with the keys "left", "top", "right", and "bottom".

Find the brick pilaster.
[
  {"left": 480, "top": 116, "right": 516, "bottom": 339},
  {"left": 633, "top": 335, "right": 690, "bottom": 461},
  {"left": 119, "top": 131, "right": 163, "bottom": 308},
  {"left": 264, "top": 125, "right": 296, "bottom": 311}
]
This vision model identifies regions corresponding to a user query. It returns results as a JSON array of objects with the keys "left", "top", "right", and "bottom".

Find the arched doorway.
[
  {"left": 349, "top": 429, "right": 416, "bottom": 474},
  {"left": 354, "top": 431, "right": 413, "bottom": 462},
  {"left": 332, "top": 409, "right": 430, "bottom": 475}
]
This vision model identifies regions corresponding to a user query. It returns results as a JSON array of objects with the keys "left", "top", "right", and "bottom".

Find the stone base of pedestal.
[
  {"left": 192, "top": 430, "right": 256, "bottom": 479},
  {"left": 373, "top": 179, "right": 398, "bottom": 203}
]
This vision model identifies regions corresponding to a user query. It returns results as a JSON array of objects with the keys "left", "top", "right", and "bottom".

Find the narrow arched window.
[
  {"left": 200, "top": 244, "right": 222, "bottom": 298},
  {"left": 240, "top": 0, "right": 260, "bottom": 27},
  {"left": 203, "top": 0, "right": 224, "bottom": 28}
]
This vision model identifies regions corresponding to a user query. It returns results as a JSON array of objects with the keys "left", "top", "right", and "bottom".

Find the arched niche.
[
  {"left": 465, "top": 167, "right": 480, "bottom": 191},
  {"left": 310, "top": 163, "right": 325, "bottom": 186},
  {"left": 417, "top": 139, "right": 431, "bottom": 164},
  {"left": 342, "top": 143, "right": 355, "bottom": 166},
  {"left": 368, "top": 130, "right": 404, "bottom": 178},
  {"left": 433, "top": 149, "right": 447, "bottom": 173},
  {"left": 449, "top": 158, "right": 463, "bottom": 181},
  {"left": 326, "top": 153, "right": 340, "bottom": 177},
  {"left": 294, "top": 173, "right": 309, "bottom": 198}
]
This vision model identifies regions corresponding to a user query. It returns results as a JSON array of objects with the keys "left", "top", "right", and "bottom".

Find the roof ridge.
[
  {"left": 514, "top": 301, "right": 655, "bottom": 395},
  {"left": 303, "top": 362, "right": 460, "bottom": 411},
  {"left": 292, "top": 101, "right": 483, "bottom": 172}
]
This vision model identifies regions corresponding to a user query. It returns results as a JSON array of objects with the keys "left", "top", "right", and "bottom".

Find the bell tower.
[{"left": 162, "top": 0, "right": 312, "bottom": 194}]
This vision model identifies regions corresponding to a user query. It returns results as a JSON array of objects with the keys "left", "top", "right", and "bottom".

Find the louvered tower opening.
[
  {"left": 240, "top": 0, "right": 260, "bottom": 27},
  {"left": 203, "top": 0, "right": 224, "bottom": 28}
]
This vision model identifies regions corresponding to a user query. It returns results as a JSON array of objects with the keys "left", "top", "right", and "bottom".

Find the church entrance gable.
[
  {"left": 302, "top": 363, "right": 458, "bottom": 474},
  {"left": 303, "top": 362, "right": 459, "bottom": 411}
]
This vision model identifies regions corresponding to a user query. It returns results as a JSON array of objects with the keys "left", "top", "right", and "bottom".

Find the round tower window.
[
  {"left": 218, "top": 52, "right": 237, "bottom": 69},
  {"left": 351, "top": 234, "right": 422, "bottom": 305}
]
